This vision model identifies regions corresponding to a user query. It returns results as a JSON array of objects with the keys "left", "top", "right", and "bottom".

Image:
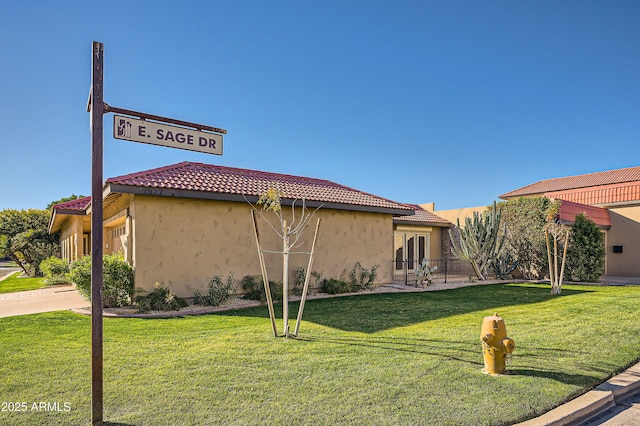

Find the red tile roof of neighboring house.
[
  {"left": 557, "top": 200, "right": 611, "bottom": 229},
  {"left": 48, "top": 196, "right": 91, "bottom": 234},
  {"left": 499, "top": 166, "right": 640, "bottom": 205},
  {"left": 52, "top": 196, "right": 91, "bottom": 213},
  {"left": 542, "top": 183, "right": 640, "bottom": 206},
  {"left": 106, "top": 161, "right": 414, "bottom": 215},
  {"left": 393, "top": 204, "right": 451, "bottom": 227}
]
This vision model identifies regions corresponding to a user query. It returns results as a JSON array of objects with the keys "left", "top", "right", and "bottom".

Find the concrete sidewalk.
[{"left": 0, "top": 284, "right": 89, "bottom": 318}]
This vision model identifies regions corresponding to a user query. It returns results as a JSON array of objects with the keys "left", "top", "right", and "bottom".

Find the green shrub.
[
  {"left": 566, "top": 214, "right": 606, "bottom": 282},
  {"left": 135, "top": 282, "right": 188, "bottom": 313},
  {"left": 320, "top": 278, "right": 353, "bottom": 294},
  {"left": 349, "top": 262, "right": 378, "bottom": 290},
  {"left": 68, "top": 256, "right": 91, "bottom": 297},
  {"left": 293, "top": 267, "right": 305, "bottom": 296},
  {"left": 69, "top": 253, "right": 134, "bottom": 308},
  {"left": 193, "top": 273, "right": 236, "bottom": 307},
  {"left": 40, "top": 256, "right": 70, "bottom": 285},
  {"left": 240, "top": 275, "right": 283, "bottom": 302}
]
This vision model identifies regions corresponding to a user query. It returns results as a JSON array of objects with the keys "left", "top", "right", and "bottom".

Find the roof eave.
[
  {"left": 48, "top": 208, "right": 86, "bottom": 234},
  {"left": 558, "top": 219, "right": 611, "bottom": 230},
  {"left": 106, "top": 183, "right": 415, "bottom": 216},
  {"left": 393, "top": 219, "right": 451, "bottom": 227}
]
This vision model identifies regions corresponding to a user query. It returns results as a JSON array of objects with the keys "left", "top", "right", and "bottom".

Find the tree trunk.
[{"left": 282, "top": 220, "right": 289, "bottom": 337}]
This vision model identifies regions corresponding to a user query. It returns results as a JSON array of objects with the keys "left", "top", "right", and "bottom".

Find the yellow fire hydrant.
[{"left": 480, "top": 313, "right": 515, "bottom": 375}]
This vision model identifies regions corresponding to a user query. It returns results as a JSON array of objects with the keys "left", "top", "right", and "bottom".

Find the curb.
[
  {"left": 596, "top": 363, "right": 640, "bottom": 403},
  {"left": 515, "top": 362, "right": 640, "bottom": 425}
]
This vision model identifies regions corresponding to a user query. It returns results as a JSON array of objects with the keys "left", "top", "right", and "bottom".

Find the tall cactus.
[{"left": 449, "top": 202, "right": 505, "bottom": 280}]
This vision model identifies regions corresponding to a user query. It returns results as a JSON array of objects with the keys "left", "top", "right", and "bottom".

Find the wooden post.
[
  {"left": 282, "top": 220, "right": 289, "bottom": 337},
  {"left": 553, "top": 235, "right": 560, "bottom": 294},
  {"left": 90, "top": 40, "right": 104, "bottom": 426},
  {"left": 558, "top": 229, "right": 570, "bottom": 289},
  {"left": 251, "top": 211, "right": 278, "bottom": 337},
  {"left": 293, "top": 218, "right": 320, "bottom": 336},
  {"left": 545, "top": 229, "right": 554, "bottom": 291}
]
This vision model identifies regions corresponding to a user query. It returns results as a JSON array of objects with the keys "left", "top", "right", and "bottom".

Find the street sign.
[{"left": 113, "top": 115, "right": 223, "bottom": 155}]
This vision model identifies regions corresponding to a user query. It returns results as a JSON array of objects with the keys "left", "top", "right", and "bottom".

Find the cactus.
[
  {"left": 491, "top": 253, "right": 519, "bottom": 280},
  {"left": 449, "top": 202, "right": 505, "bottom": 281},
  {"left": 416, "top": 258, "right": 438, "bottom": 287}
]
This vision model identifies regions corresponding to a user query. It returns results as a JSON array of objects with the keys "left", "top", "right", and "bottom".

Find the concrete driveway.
[{"left": 0, "top": 282, "right": 89, "bottom": 318}]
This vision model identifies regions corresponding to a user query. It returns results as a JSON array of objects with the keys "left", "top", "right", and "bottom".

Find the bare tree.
[
  {"left": 249, "top": 188, "right": 321, "bottom": 338},
  {"left": 545, "top": 221, "right": 570, "bottom": 295}
]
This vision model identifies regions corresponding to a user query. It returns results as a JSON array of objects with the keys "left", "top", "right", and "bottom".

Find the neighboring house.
[
  {"left": 499, "top": 166, "right": 640, "bottom": 276},
  {"left": 49, "top": 196, "right": 92, "bottom": 263},
  {"left": 49, "top": 161, "right": 438, "bottom": 297}
]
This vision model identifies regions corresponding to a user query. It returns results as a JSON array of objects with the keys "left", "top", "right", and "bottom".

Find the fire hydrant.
[{"left": 480, "top": 313, "right": 515, "bottom": 375}]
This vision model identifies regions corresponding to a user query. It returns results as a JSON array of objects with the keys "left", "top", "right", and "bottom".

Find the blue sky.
[{"left": 1, "top": 1, "right": 639, "bottom": 211}]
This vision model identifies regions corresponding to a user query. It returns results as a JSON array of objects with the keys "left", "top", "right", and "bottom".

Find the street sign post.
[
  {"left": 90, "top": 41, "right": 104, "bottom": 426},
  {"left": 113, "top": 115, "right": 223, "bottom": 155},
  {"left": 88, "top": 41, "right": 226, "bottom": 425}
]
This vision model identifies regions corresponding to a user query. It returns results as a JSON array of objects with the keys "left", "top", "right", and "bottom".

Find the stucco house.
[
  {"left": 49, "top": 161, "right": 450, "bottom": 296},
  {"left": 499, "top": 165, "right": 640, "bottom": 277}
]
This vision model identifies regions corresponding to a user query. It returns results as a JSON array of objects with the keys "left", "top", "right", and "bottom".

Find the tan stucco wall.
[
  {"left": 433, "top": 206, "right": 490, "bottom": 227},
  {"left": 59, "top": 216, "right": 83, "bottom": 262},
  {"left": 103, "top": 195, "right": 133, "bottom": 262},
  {"left": 130, "top": 195, "right": 394, "bottom": 297},
  {"left": 606, "top": 205, "right": 640, "bottom": 276},
  {"left": 431, "top": 227, "right": 442, "bottom": 259}
]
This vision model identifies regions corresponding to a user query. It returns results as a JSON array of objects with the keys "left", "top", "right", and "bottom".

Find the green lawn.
[
  {"left": 0, "top": 272, "right": 47, "bottom": 294},
  {"left": 1, "top": 283, "right": 640, "bottom": 425}
]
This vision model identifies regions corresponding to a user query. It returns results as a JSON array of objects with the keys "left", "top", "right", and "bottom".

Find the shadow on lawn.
[
  {"left": 509, "top": 368, "right": 601, "bottom": 387},
  {"left": 219, "top": 283, "right": 590, "bottom": 334},
  {"left": 297, "top": 334, "right": 484, "bottom": 367},
  {"left": 293, "top": 335, "right": 602, "bottom": 386}
]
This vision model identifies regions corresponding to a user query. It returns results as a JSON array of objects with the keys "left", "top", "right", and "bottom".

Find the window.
[
  {"left": 111, "top": 226, "right": 126, "bottom": 238},
  {"left": 407, "top": 236, "right": 415, "bottom": 269},
  {"left": 394, "top": 234, "right": 405, "bottom": 271},
  {"left": 83, "top": 234, "right": 90, "bottom": 256},
  {"left": 418, "top": 236, "right": 426, "bottom": 264}
]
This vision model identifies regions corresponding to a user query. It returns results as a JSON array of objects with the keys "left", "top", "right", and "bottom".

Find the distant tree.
[
  {"left": 498, "top": 197, "right": 559, "bottom": 279},
  {"left": 566, "top": 214, "right": 605, "bottom": 282},
  {"left": 47, "top": 194, "right": 86, "bottom": 211},
  {"left": 0, "top": 209, "right": 59, "bottom": 276}
]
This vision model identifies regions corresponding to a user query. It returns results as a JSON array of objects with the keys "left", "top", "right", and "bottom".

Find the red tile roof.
[
  {"left": 106, "top": 161, "right": 413, "bottom": 215},
  {"left": 499, "top": 166, "right": 640, "bottom": 206},
  {"left": 52, "top": 196, "right": 91, "bottom": 212},
  {"left": 558, "top": 200, "right": 610, "bottom": 229},
  {"left": 543, "top": 183, "right": 640, "bottom": 206},
  {"left": 49, "top": 196, "right": 91, "bottom": 234},
  {"left": 393, "top": 204, "right": 451, "bottom": 227}
]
